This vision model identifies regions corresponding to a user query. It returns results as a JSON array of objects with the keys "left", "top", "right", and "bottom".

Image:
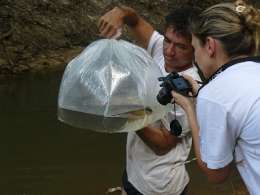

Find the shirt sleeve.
[
  {"left": 197, "top": 97, "right": 237, "bottom": 169},
  {"left": 147, "top": 31, "right": 165, "bottom": 71}
]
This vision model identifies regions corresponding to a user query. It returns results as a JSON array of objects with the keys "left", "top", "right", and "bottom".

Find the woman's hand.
[
  {"left": 171, "top": 90, "right": 196, "bottom": 113},
  {"left": 182, "top": 74, "right": 201, "bottom": 96},
  {"left": 170, "top": 74, "right": 200, "bottom": 112}
]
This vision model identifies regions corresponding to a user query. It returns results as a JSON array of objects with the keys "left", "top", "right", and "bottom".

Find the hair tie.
[{"left": 236, "top": 6, "right": 245, "bottom": 13}]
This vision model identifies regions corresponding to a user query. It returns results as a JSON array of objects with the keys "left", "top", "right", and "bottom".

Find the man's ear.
[{"left": 206, "top": 37, "right": 215, "bottom": 57}]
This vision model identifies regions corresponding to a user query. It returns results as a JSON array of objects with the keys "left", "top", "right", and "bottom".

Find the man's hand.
[
  {"left": 97, "top": 6, "right": 154, "bottom": 48},
  {"left": 97, "top": 7, "right": 125, "bottom": 39}
]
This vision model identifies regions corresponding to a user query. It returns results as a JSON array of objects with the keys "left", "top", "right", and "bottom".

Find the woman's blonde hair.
[{"left": 190, "top": 0, "right": 260, "bottom": 56}]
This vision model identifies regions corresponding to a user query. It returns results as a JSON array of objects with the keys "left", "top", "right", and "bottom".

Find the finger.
[
  {"left": 97, "top": 18, "right": 103, "bottom": 29},
  {"left": 99, "top": 21, "right": 108, "bottom": 33},
  {"left": 170, "top": 98, "right": 176, "bottom": 104},
  {"left": 171, "top": 90, "right": 179, "bottom": 98},
  {"left": 98, "top": 21, "right": 112, "bottom": 38},
  {"left": 182, "top": 74, "right": 196, "bottom": 84},
  {"left": 182, "top": 74, "right": 200, "bottom": 94},
  {"left": 171, "top": 91, "right": 180, "bottom": 102},
  {"left": 170, "top": 91, "right": 176, "bottom": 104},
  {"left": 98, "top": 18, "right": 109, "bottom": 32},
  {"left": 101, "top": 28, "right": 118, "bottom": 39}
]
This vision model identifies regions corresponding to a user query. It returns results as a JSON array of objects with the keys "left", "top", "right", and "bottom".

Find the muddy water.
[{"left": 0, "top": 68, "right": 248, "bottom": 195}]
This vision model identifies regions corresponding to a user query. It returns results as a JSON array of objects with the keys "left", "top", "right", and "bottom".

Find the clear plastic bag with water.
[{"left": 58, "top": 39, "right": 172, "bottom": 133}]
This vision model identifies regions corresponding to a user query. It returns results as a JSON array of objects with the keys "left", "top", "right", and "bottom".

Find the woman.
[{"left": 171, "top": 1, "right": 260, "bottom": 194}]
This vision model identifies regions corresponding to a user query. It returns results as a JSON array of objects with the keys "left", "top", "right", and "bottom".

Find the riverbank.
[{"left": 2, "top": 0, "right": 260, "bottom": 76}]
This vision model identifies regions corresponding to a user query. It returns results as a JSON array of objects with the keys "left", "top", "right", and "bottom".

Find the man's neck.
[{"left": 164, "top": 64, "right": 193, "bottom": 73}]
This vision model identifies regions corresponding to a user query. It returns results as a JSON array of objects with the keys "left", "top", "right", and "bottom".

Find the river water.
[{"left": 0, "top": 68, "right": 248, "bottom": 195}]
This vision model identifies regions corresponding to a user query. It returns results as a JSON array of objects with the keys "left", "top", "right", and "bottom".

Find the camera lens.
[{"left": 157, "top": 88, "right": 172, "bottom": 105}]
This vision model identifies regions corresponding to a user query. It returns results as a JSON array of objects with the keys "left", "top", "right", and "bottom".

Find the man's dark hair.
[{"left": 165, "top": 6, "right": 202, "bottom": 37}]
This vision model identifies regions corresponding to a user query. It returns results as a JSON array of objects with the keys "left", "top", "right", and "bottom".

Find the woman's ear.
[{"left": 206, "top": 37, "right": 215, "bottom": 57}]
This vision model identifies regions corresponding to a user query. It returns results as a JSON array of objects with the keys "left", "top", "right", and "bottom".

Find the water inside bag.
[{"left": 58, "top": 104, "right": 172, "bottom": 133}]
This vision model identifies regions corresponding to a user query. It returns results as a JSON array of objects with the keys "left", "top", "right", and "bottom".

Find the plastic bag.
[{"left": 58, "top": 39, "right": 172, "bottom": 133}]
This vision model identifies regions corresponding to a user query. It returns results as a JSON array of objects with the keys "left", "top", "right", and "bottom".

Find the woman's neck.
[{"left": 229, "top": 54, "right": 248, "bottom": 61}]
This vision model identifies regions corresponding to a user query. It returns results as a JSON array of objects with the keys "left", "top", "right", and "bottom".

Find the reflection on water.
[{"left": 0, "top": 68, "right": 248, "bottom": 195}]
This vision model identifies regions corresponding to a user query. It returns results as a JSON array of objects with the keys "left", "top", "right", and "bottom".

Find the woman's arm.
[{"left": 171, "top": 90, "right": 231, "bottom": 183}]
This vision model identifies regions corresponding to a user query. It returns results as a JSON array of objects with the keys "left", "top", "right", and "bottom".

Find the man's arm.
[
  {"left": 136, "top": 123, "right": 181, "bottom": 155},
  {"left": 98, "top": 6, "right": 155, "bottom": 49}
]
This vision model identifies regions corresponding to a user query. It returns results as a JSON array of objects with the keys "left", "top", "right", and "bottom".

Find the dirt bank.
[{"left": 1, "top": 0, "right": 259, "bottom": 75}]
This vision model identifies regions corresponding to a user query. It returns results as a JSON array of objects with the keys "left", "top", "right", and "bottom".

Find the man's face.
[{"left": 163, "top": 26, "right": 195, "bottom": 72}]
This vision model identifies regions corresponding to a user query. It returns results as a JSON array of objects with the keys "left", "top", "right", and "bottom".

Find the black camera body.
[
  {"left": 157, "top": 72, "right": 192, "bottom": 105},
  {"left": 157, "top": 72, "right": 192, "bottom": 136}
]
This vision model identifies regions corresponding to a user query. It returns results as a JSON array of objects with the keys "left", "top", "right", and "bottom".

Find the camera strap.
[{"left": 194, "top": 56, "right": 260, "bottom": 97}]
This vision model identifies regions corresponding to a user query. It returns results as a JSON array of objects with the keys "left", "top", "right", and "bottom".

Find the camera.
[{"left": 157, "top": 72, "right": 192, "bottom": 105}]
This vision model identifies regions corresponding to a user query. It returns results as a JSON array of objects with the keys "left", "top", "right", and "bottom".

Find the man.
[{"left": 98, "top": 6, "right": 202, "bottom": 195}]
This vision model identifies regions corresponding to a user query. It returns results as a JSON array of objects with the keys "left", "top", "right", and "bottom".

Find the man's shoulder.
[
  {"left": 180, "top": 65, "right": 202, "bottom": 81},
  {"left": 147, "top": 31, "right": 165, "bottom": 68},
  {"left": 148, "top": 31, "right": 164, "bottom": 49}
]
